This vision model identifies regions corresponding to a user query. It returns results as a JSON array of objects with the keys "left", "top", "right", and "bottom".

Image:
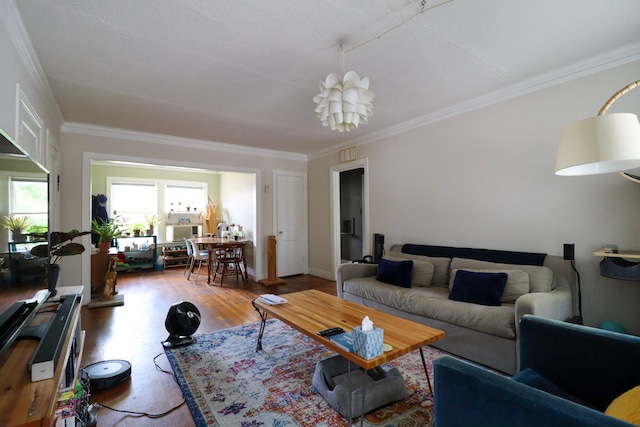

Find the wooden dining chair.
[
  {"left": 232, "top": 243, "right": 247, "bottom": 280},
  {"left": 212, "top": 243, "right": 244, "bottom": 286}
]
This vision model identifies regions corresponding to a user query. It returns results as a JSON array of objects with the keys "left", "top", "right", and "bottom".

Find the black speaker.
[
  {"left": 563, "top": 243, "right": 575, "bottom": 261},
  {"left": 373, "top": 233, "right": 385, "bottom": 263}
]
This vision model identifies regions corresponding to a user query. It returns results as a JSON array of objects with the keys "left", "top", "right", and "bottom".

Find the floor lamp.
[
  {"left": 556, "top": 80, "right": 640, "bottom": 176},
  {"left": 556, "top": 81, "right": 640, "bottom": 325}
]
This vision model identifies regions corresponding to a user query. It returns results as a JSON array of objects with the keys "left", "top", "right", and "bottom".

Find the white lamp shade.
[
  {"left": 555, "top": 113, "right": 640, "bottom": 175},
  {"left": 313, "top": 71, "right": 374, "bottom": 132}
]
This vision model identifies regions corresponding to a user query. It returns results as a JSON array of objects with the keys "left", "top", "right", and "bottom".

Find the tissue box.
[{"left": 352, "top": 326, "right": 384, "bottom": 359}]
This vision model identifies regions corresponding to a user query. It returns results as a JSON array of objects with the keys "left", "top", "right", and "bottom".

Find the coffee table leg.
[
  {"left": 251, "top": 300, "right": 268, "bottom": 352},
  {"left": 345, "top": 359, "right": 367, "bottom": 427},
  {"left": 347, "top": 360, "right": 352, "bottom": 424},
  {"left": 419, "top": 347, "right": 434, "bottom": 396},
  {"left": 359, "top": 367, "right": 366, "bottom": 427}
]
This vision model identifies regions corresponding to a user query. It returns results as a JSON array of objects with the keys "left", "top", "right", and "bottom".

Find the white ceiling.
[{"left": 13, "top": 0, "right": 640, "bottom": 155}]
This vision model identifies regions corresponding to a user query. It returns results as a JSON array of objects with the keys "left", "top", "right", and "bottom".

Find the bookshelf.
[{"left": 162, "top": 244, "right": 190, "bottom": 269}]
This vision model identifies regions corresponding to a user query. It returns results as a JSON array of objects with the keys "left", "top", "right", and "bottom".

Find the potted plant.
[
  {"left": 131, "top": 222, "right": 145, "bottom": 237},
  {"left": 27, "top": 224, "right": 48, "bottom": 241},
  {"left": 143, "top": 214, "right": 162, "bottom": 236},
  {"left": 92, "top": 215, "right": 125, "bottom": 253},
  {"left": 30, "top": 229, "right": 91, "bottom": 295},
  {"left": 1, "top": 215, "right": 33, "bottom": 242}
]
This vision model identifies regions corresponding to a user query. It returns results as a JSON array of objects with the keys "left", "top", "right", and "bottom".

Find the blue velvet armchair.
[{"left": 433, "top": 315, "right": 640, "bottom": 427}]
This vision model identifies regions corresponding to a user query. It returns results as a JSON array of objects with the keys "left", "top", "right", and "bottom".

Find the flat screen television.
[{"left": 0, "top": 127, "right": 51, "bottom": 293}]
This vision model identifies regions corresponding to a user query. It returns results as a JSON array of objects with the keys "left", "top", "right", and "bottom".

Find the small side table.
[
  {"left": 91, "top": 252, "right": 115, "bottom": 291},
  {"left": 592, "top": 250, "right": 640, "bottom": 281}
]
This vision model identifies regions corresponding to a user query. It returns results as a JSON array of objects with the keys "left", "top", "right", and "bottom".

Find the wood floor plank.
[{"left": 0, "top": 268, "right": 336, "bottom": 426}]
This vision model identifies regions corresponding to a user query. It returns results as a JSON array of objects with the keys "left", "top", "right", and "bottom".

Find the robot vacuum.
[{"left": 83, "top": 359, "right": 132, "bottom": 390}]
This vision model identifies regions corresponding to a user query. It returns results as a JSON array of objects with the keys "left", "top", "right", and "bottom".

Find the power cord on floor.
[{"left": 92, "top": 353, "right": 186, "bottom": 418}]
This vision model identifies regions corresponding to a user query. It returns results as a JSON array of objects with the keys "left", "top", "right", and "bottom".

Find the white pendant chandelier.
[
  {"left": 312, "top": 59, "right": 374, "bottom": 132},
  {"left": 312, "top": 0, "right": 454, "bottom": 132}
]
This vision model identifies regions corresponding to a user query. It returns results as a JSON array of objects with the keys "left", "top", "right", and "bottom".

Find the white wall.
[
  {"left": 309, "top": 59, "right": 640, "bottom": 334},
  {"left": 0, "top": 4, "right": 63, "bottom": 162},
  {"left": 220, "top": 171, "right": 257, "bottom": 275},
  {"left": 0, "top": 5, "right": 64, "bottom": 289}
]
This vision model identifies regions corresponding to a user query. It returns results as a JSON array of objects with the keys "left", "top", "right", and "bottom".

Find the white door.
[{"left": 275, "top": 172, "right": 307, "bottom": 277}]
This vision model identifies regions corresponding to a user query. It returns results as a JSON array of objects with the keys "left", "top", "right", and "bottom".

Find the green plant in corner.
[
  {"left": 1, "top": 215, "right": 33, "bottom": 232},
  {"left": 144, "top": 213, "right": 162, "bottom": 228},
  {"left": 27, "top": 224, "right": 48, "bottom": 236},
  {"left": 131, "top": 222, "right": 145, "bottom": 236},
  {"left": 143, "top": 214, "right": 162, "bottom": 235},
  {"left": 92, "top": 214, "right": 126, "bottom": 243}
]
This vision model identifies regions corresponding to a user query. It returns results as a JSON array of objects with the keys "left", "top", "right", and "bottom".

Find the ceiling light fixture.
[
  {"left": 312, "top": 0, "right": 455, "bottom": 132},
  {"left": 555, "top": 80, "right": 640, "bottom": 177},
  {"left": 312, "top": 46, "right": 374, "bottom": 132}
]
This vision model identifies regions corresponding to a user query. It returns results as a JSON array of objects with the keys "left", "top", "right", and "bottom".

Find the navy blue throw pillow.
[
  {"left": 448, "top": 270, "right": 508, "bottom": 306},
  {"left": 376, "top": 258, "right": 413, "bottom": 288},
  {"left": 513, "top": 368, "right": 594, "bottom": 408}
]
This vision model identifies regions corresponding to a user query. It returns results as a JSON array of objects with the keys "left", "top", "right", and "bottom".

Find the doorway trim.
[
  {"left": 81, "top": 151, "right": 262, "bottom": 298},
  {"left": 330, "top": 158, "right": 369, "bottom": 280}
]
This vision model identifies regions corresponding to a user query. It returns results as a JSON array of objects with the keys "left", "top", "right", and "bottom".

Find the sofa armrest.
[
  {"left": 515, "top": 287, "right": 572, "bottom": 323},
  {"left": 336, "top": 263, "right": 378, "bottom": 298},
  {"left": 433, "top": 355, "right": 633, "bottom": 427},
  {"left": 518, "top": 315, "right": 640, "bottom": 410}
]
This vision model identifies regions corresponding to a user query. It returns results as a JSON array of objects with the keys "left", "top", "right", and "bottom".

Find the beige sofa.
[{"left": 336, "top": 244, "right": 574, "bottom": 374}]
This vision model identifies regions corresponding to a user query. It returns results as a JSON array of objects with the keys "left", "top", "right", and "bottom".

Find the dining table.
[{"left": 191, "top": 236, "right": 250, "bottom": 284}]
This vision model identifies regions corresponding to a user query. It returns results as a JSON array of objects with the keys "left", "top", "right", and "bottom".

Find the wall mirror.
[{"left": 0, "top": 128, "right": 50, "bottom": 288}]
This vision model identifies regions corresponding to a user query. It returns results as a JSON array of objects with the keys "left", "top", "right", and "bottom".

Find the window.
[
  {"left": 10, "top": 176, "right": 48, "bottom": 230},
  {"left": 106, "top": 177, "right": 208, "bottom": 242},
  {"left": 166, "top": 184, "right": 206, "bottom": 212},
  {"left": 110, "top": 181, "right": 157, "bottom": 227}
]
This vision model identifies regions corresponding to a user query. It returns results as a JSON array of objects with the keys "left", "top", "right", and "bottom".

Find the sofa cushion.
[
  {"left": 449, "top": 270, "right": 508, "bottom": 306},
  {"left": 342, "top": 276, "right": 516, "bottom": 338},
  {"left": 606, "top": 385, "right": 640, "bottom": 425},
  {"left": 383, "top": 255, "right": 434, "bottom": 287},
  {"left": 513, "top": 368, "right": 593, "bottom": 408},
  {"left": 376, "top": 258, "right": 413, "bottom": 288},
  {"left": 450, "top": 258, "right": 554, "bottom": 292},
  {"left": 449, "top": 269, "right": 530, "bottom": 303},
  {"left": 388, "top": 250, "right": 451, "bottom": 287}
]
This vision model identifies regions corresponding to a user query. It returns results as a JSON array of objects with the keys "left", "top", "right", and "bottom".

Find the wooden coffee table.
[{"left": 251, "top": 290, "right": 445, "bottom": 421}]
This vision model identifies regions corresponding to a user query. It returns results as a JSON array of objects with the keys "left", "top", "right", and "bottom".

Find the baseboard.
[
  {"left": 88, "top": 294, "right": 125, "bottom": 309},
  {"left": 307, "top": 268, "right": 333, "bottom": 280}
]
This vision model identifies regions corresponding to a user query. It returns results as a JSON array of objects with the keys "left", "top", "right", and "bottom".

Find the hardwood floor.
[{"left": 0, "top": 267, "right": 336, "bottom": 427}]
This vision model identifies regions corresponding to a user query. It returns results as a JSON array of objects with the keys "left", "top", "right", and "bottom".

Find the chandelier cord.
[{"left": 343, "top": 0, "right": 455, "bottom": 55}]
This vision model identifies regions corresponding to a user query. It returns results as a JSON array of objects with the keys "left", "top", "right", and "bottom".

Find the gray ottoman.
[{"left": 312, "top": 354, "right": 407, "bottom": 419}]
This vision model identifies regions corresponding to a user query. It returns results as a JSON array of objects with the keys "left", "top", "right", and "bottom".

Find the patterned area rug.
[{"left": 164, "top": 319, "right": 446, "bottom": 427}]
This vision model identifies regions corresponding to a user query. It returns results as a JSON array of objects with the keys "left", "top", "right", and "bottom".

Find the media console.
[
  {"left": 0, "top": 286, "right": 85, "bottom": 427},
  {"left": 0, "top": 288, "right": 49, "bottom": 360}
]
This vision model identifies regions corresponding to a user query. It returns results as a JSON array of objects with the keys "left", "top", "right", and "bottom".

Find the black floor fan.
[{"left": 162, "top": 301, "right": 201, "bottom": 348}]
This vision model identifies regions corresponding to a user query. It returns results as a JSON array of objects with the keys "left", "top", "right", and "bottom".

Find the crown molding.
[
  {"left": 0, "top": 1, "right": 64, "bottom": 127},
  {"left": 310, "top": 41, "right": 640, "bottom": 160},
  {"left": 62, "top": 122, "right": 308, "bottom": 162}
]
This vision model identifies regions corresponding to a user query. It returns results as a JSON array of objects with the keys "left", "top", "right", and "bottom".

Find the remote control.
[{"left": 317, "top": 327, "right": 344, "bottom": 337}]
